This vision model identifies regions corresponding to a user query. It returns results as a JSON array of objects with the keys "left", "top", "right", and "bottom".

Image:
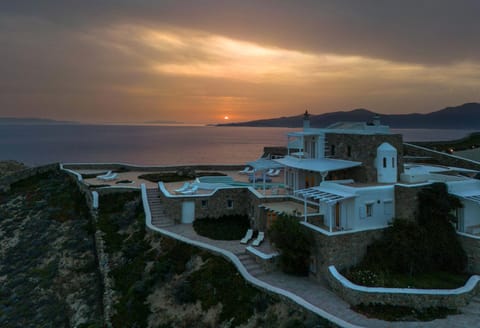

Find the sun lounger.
[
  {"left": 175, "top": 182, "right": 190, "bottom": 193},
  {"left": 239, "top": 167, "right": 254, "bottom": 175},
  {"left": 240, "top": 229, "right": 253, "bottom": 244},
  {"left": 97, "top": 171, "right": 118, "bottom": 181},
  {"left": 100, "top": 173, "right": 118, "bottom": 181},
  {"left": 266, "top": 168, "right": 274, "bottom": 175},
  {"left": 96, "top": 171, "right": 112, "bottom": 179},
  {"left": 252, "top": 232, "right": 265, "bottom": 247},
  {"left": 180, "top": 185, "right": 198, "bottom": 195},
  {"left": 267, "top": 169, "right": 281, "bottom": 177}
]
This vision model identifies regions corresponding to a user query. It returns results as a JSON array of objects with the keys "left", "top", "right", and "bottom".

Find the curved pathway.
[{"left": 143, "top": 186, "right": 480, "bottom": 328}]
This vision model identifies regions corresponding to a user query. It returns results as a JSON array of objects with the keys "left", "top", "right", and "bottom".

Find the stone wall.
[
  {"left": 458, "top": 233, "right": 480, "bottom": 274},
  {"left": 404, "top": 143, "right": 480, "bottom": 170},
  {"left": 325, "top": 133, "right": 404, "bottom": 183},
  {"left": 63, "top": 163, "right": 244, "bottom": 173},
  {"left": 309, "top": 227, "right": 386, "bottom": 278},
  {"left": 0, "top": 163, "right": 59, "bottom": 192},
  {"left": 394, "top": 184, "right": 426, "bottom": 221},
  {"left": 326, "top": 266, "right": 480, "bottom": 310}
]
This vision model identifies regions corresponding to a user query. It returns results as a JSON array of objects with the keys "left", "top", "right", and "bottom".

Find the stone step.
[{"left": 248, "top": 268, "right": 265, "bottom": 276}]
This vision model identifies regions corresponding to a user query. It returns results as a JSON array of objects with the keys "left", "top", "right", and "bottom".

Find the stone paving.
[{"left": 148, "top": 190, "right": 480, "bottom": 328}]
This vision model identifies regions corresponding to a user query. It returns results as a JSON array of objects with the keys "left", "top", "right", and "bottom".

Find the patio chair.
[
  {"left": 100, "top": 172, "right": 118, "bottom": 181},
  {"left": 239, "top": 167, "right": 254, "bottom": 175},
  {"left": 267, "top": 169, "right": 280, "bottom": 177},
  {"left": 96, "top": 171, "right": 112, "bottom": 179},
  {"left": 180, "top": 185, "right": 198, "bottom": 195},
  {"left": 175, "top": 182, "right": 190, "bottom": 193},
  {"left": 252, "top": 232, "right": 265, "bottom": 247},
  {"left": 240, "top": 229, "right": 253, "bottom": 244},
  {"left": 266, "top": 168, "right": 275, "bottom": 175}
]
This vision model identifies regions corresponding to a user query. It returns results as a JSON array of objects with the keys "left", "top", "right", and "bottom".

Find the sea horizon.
[{"left": 1, "top": 124, "right": 477, "bottom": 167}]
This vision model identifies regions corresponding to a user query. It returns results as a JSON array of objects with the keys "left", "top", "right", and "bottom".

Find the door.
[
  {"left": 181, "top": 201, "right": 195, "bottom": 224},
  {"left": 335, "top": 203, "right": 340, "bottom": 227}
]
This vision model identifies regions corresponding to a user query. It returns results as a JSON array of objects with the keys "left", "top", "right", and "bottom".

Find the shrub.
[
  {"left": 193, "top": 214, "right": 250, "bottom": 240},
  {"left": 268, "top": 215, "right": 313, "bottom": 276}
]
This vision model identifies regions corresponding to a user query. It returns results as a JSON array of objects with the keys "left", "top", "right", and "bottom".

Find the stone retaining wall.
[
  {"left": 458, "top": 233, "right": 480, "bottom": 274},
  {"left": 404, "top": 143, "right": 480, "bottom": 170},
  {"left": 394, "top": 184, "right": 427, "bottom": 221},
  {"left": 309, "top": 227, "right": 386, "bottom": 278},
  {"left": 62, "top": 163, "right": 244, "bottom": 172},
  {"left": 327, "top": 265, "right": 480, "bottom": 310}
]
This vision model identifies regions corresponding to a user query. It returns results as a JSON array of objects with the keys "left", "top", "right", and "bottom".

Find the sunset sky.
[{"left": 1, "top": 1, "right": 479, "bottom": 124}]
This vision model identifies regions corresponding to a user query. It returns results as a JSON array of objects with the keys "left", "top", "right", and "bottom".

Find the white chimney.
[{"left": 303, "top": 110, "right": 310, "bottom": 130}]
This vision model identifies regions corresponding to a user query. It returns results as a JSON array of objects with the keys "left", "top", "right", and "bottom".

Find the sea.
[{"left": 0, "top": 124, "right": 477, "bottom": 166}]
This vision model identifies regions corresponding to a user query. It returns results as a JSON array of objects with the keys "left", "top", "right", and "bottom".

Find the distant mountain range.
[
  {"left": 218, "top": 103, "right": 480, "bottom": 129},
  {"left": 0, "top": 117, "right": 77, "bottom": 125}
]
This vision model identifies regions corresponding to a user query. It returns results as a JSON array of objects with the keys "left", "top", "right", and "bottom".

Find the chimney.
[{"left": 303, "top": 110, "right": 310, "bottom": 130}]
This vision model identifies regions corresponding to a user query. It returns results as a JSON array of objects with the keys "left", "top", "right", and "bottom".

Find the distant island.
[
  {"left": 143, "top": 120, "right": 185, "bottom": 124},
  {"left": 0, "top": 117, "right": 78, "bottom": 125},
  {"left": 217, "top": 102, "right": 480, "bottom": 129}
]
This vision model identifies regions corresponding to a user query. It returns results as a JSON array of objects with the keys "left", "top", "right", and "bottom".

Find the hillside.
[
  {"left": 0, "top": 167, "right": 329, "bottom": 328},
  {"left": 219, "top": 103, "right": 480, "bottom": 129}
]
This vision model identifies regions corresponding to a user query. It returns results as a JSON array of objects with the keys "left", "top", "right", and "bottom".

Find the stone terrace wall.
[
  {"left": 459, "top": 233, "right": 480, "bottom": 274},
  {"left": 326, "top": 133, "right": 404, "bottom": 183},
  {"left": 63, "top": 163, "right": 244, "bottom": 172},
  {"left": 327, "top": 266, "right": 480, "bottom": 310},
  {"left": 160, "top": 188, "right": 252, "bottom": 223},
  {"left": 394, "top": 184, "right": 426, "bottom": 221},
  {"left": 0, "top": 163, "right": 59, "bottom": 192},
  {"left": 309, "top": 227, "right": 386, "bottom": 278},
  {"left": 404, "top": 143, "right": 480, "bottom": 170}
]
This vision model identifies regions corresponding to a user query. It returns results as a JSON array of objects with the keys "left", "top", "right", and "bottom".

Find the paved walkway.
[{"left": 146, "top": 188, "right": 480, "bottom": 328}]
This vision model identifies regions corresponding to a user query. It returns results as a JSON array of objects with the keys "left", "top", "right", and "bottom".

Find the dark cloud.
[{"left": 1, "top": 0, "right": 480, "bottom": 64}]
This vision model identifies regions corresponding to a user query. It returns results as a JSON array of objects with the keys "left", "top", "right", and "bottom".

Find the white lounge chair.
[
  {"left": 239, "top": 167, "right": 254, "bottom": 175},
  {"left": 267, "top": 169, "right": 281, "bottom": 177},
  {"left": 240, "top": 229, "right": 253, "bottom": 244},
  {"left": 100, "top": 172, "right": 118, "bottom": 181},
  {"left": 266, "top": 168, "right": 275, "bottom": 175},
  {"left": 175, "top": 182, "right": 190, "bottom": 193},
  {"left": 181, "top": 185, "right": 198, "bottom": 195},
  {"left": 96, "top": 171, "right": 112, "bottom": 179},
  {"left": 252, "top": 232, "right": 265, "bottom": 247}
]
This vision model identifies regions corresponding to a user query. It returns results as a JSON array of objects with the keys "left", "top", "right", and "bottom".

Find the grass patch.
[
  {"left": 344, "top": 269, "right": 470, "bottom": 289},
  {"left": 353, "top": 303, "right": 459, "bottom": 321},
  {"left": 193, "top": 214, "right": 250, "bottom": 240}
]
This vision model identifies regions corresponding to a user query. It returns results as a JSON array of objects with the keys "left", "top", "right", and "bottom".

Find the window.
[
  {"left": 366, "top": 203, "right": 373, "bottom": 217},
  {"left": 347, "top": 145, "right": 351, "bottom": 157},
  {"left": 392, "top": 157, "right": 395, "bottom": 168},
  {"left": 201, "top": 200, "right": 208, "bottom": 209},
  {"left": 331, "top": 145, "right": 336, "bottom": 156},
  {"left": 227, "top": 199, "right": 234, "bottom": 209},
  {"left": 383, "top": 157, "right": 387, "bottom": 168}
]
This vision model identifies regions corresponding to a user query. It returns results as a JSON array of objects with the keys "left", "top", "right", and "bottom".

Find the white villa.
[{"left": 243, "top": 111, "right": 480, "bottom": 239}]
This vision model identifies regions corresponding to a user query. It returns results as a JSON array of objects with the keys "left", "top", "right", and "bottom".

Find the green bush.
[
  {"left": 268, "top": 215, "right": 313, "bottom": 276},
  {"left": 193, "top": 214, "right": 250, "bottom": 240}
]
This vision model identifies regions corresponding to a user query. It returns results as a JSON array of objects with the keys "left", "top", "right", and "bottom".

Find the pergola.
[
  {"left": 295, "top": 186, "right": 356, "bottom": 232},
  {"left": 246, "top": 158, "right": 284, "bottom": 192}
]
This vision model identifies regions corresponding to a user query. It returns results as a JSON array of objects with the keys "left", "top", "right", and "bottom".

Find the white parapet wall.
[{"left": 327, "top": 265, "right": 480, "bottom": 309}]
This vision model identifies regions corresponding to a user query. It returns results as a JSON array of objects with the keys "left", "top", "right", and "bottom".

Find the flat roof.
[{"left": 274, "top": 156, "right": 361, "bottom": 173}]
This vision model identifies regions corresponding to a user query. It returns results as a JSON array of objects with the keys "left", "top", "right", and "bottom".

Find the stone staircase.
[
  {"left": 146, "top": 188, "right": 175, "bottom": 227},
  {"left": 236, "top": 252, "right": 266, "bottom": 277}
]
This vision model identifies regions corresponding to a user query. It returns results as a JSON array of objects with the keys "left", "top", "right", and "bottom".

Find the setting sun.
[{"left": 224, "top": 115, "right": 229, "bottom": 120}]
